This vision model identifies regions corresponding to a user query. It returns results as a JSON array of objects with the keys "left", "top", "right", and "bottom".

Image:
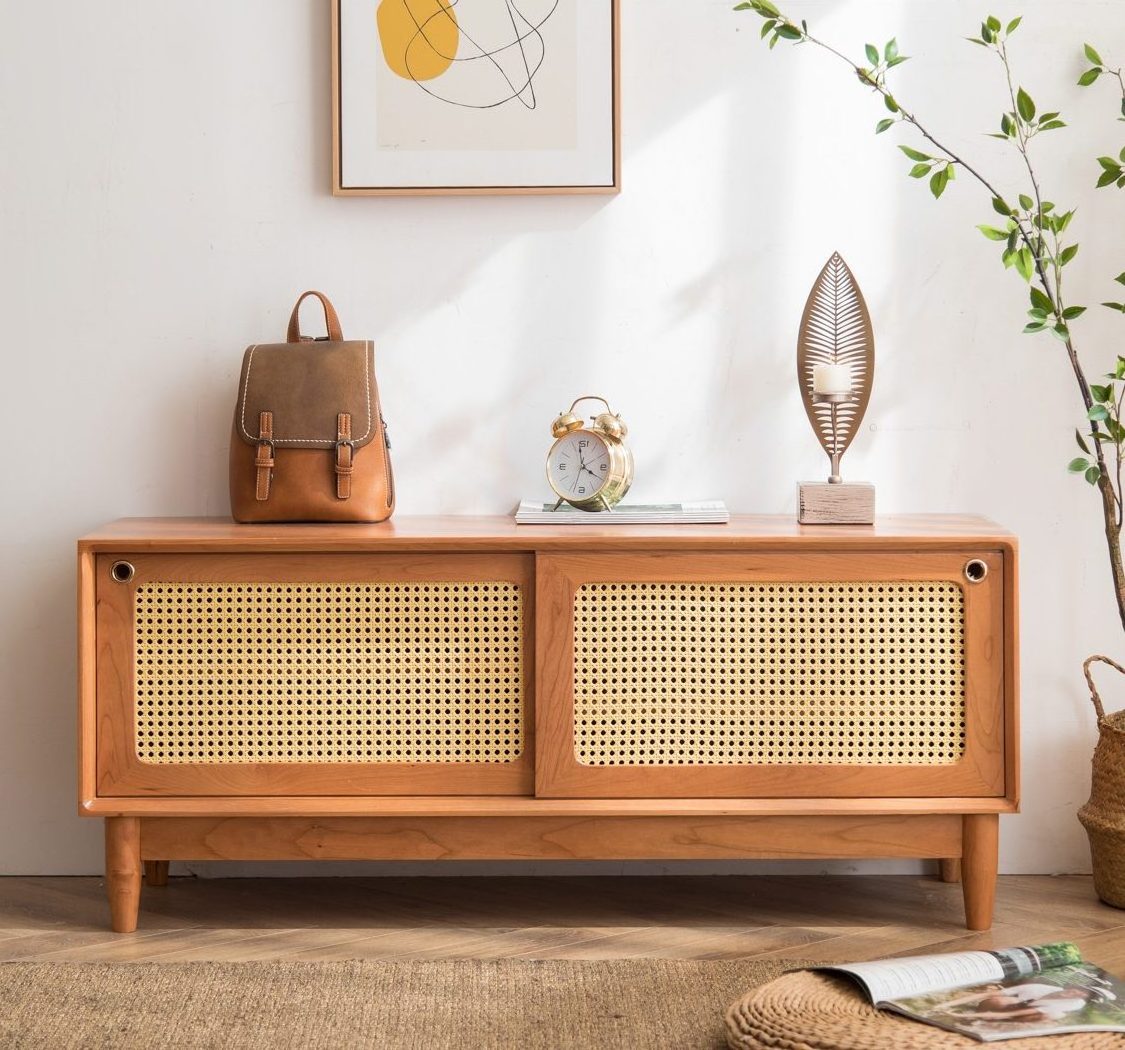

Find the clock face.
[{"left": 547, "top": 430, "right": 611, "bottom": 502}]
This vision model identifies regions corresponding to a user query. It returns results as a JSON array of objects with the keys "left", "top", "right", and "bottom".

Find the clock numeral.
[
  {"left": 558, "top": 462, "right": 567, "bottom": 471},
  {"left": 600, "top": 462, "right": 608, "bottom": 471},
  {"left": 577, "top": 486, "right": 586, "bottom": 495},
  {"left": 578, "top": 439, "right": 589, "bottom": 449}
]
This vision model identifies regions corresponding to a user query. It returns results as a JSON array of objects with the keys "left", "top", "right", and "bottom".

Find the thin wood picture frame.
[{"left": 332, "top": 0, "right": 621, "bottom": 197}]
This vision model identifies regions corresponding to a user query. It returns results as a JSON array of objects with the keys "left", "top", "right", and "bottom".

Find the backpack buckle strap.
[
  {"left": 335, "top": 413, "right": 353, "bottom": 500},
  {"left": 255, "top": 412, "right": 275, "bottom": 502}
]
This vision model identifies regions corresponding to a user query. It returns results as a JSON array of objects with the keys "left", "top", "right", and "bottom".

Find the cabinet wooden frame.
[
  {"left": 78, "top": 516, "right": 1018, "bottom": 934},
  {"left": 535, "top": 550, "right": 1008, "bottom": 799},
  {"left": 111, "top": 810, "right": 997, "bottom": 931},
  {"left": 139, "top": 813, "right": 963, "bottom": 863},
  {"left": 92, "top": 551, "right": 535, "bottom": 798}
]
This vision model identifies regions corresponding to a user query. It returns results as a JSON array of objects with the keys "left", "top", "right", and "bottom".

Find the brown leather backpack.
[{"left": 229, "top": 291, "right": 394, "bottom": 523}]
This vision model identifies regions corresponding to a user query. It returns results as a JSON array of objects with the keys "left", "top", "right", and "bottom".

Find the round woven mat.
[{"left": 725, "top": 970, "right": 1122, "bottom": 1049}]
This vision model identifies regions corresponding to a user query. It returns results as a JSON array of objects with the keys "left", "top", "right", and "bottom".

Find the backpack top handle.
[{"left": 287, "top": 290, "right": 344, "bottom": 344}]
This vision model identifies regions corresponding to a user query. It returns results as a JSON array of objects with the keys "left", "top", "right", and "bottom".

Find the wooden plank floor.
[{"left": 2, "top": 875, "right": 1124, "bottom": 967}]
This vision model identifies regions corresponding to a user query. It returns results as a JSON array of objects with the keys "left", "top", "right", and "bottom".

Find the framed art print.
[{"left": 332, "top": 0, "right": 620, "bottom": 195}]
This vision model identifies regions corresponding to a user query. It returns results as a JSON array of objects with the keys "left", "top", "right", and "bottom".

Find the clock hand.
[{"left": 574, "top": 446, "right": 605, "bottom": 492}]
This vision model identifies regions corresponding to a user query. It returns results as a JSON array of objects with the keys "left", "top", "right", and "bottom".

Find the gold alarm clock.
[{"left": 546, "top": 395, "right": 633, "bottom": 511}]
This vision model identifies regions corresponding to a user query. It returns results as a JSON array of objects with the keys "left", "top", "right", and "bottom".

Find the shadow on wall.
[{"left": 297, "top": 2, "right": 813, "bottom": 515}]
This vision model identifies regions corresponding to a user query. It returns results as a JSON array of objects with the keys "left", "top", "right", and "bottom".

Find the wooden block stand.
[
  {"left": 79, "top": 515, "right": 1019, "bottom": 933},
  {"left": 798, "top": 481, "right": 876, "bottom": 524}
]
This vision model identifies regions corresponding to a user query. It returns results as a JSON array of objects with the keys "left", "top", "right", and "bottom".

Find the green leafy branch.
[
  {"left": 1075, "top": 45, "right": 1125, "bottom": 320},
  {"left": 735, "top": 1, "right": 1125, "bottom": 630},
  {"left": 1078, "top": 43, "right": 1125, "bottom": 187},
  {"left": 1078, "top": 42, "right": 1125, "bottom": 117},
  {"left": 735, "top": 6, "right": 1089, "bottom": 358}
]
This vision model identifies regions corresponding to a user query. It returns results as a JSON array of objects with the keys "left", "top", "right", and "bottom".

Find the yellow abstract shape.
[{"left": 377, "top": 0, "right": 458, "bottom": 82}]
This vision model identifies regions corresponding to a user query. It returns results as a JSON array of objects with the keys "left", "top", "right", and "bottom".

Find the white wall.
[{"left": 1, "top": 0, "right": 1123, "bottom": 876}]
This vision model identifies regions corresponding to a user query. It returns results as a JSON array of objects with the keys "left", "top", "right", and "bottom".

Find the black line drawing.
[{"left": 399, "top": 0, "right": 561, "bottom": 110}]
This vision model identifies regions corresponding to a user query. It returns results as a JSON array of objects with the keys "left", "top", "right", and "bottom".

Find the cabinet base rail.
[{"left": 104, "top": 812, "right": 999, "bottom": 934}]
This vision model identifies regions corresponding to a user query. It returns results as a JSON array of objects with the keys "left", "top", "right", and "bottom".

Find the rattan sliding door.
[
  {"left": 96, "top": 552, "right": 533, "bottom": 796},
  {"left": 535, "top": 551, "right": 1005, "bottom": 798}
]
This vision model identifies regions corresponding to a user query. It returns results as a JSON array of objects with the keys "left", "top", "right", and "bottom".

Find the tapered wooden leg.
[
  {"left": 961, "top": 814, "right": 998, "bottom": 931},
  {"left": 106, "top": 817, "right": 142, "bottom": 933},
  {"left": 939, "top": 858, "right": 962, "bottom": 883},
  {"left": 144, "top": 861, "right": 169, "bottom": 887}
]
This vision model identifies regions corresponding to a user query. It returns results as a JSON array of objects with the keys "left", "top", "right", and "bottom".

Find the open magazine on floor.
[{"left": 817, "top": 943, "right": 1125, "bottom": 1042}]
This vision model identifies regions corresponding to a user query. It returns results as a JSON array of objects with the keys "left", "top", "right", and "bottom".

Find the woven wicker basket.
[{"left": 1077, "top": 655, "right": 1125, "bottom": 908}]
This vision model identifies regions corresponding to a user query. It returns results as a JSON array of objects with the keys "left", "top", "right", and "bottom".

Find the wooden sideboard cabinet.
[{"left": 78, "top": 516, "right": 1018, "bottom": 933}]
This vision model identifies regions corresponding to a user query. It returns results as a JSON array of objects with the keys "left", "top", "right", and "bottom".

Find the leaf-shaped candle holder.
[{"left": 797, "top": 252, "right": 876, "bottom": 524}]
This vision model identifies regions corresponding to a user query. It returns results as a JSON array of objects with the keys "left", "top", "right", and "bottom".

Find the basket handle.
[{"left": 1082, "top": 654, "right": 1125, "bottom": 721}]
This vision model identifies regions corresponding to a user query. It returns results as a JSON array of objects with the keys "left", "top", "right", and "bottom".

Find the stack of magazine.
[
  {"left": 514, "top": 499, "right": 729, "bottom": 525},
  {"left": 819, "top": 942, "right": 1125, "bottom": 1041}
]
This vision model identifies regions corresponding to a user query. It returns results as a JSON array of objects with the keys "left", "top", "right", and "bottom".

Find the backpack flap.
[
  {"left": 234, "top": 339, "right": 379, "bottom": 502},
  {"left": 236, "top": 340, "right": 378, "bottom": 450}
]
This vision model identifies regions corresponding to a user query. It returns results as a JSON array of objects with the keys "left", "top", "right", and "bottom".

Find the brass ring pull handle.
[
  {"left": 286, "top": 290, "right": 344, "bottom": 344},
  {"left": 1083, "top": 654, "right": 1125, "bottom": 722},
  {"left": 110, "top": 561, "right": 135, "bottom": 583},
  {"left": 963, "top": 559, "right": 989, "bottom": 583}
]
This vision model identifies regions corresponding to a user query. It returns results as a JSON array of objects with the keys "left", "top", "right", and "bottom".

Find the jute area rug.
[{"left": 0, "top": 958, "right": 788, "bottom": 1050}]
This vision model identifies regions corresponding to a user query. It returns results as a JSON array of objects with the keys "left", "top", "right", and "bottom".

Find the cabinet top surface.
[{"left": 78, "top": 514, "right": 1015, "bottom": 553}]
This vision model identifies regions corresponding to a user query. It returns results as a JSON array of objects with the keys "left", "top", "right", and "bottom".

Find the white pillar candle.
[{"left": 812, "top": 363, "right": 852, "bottom": 395}]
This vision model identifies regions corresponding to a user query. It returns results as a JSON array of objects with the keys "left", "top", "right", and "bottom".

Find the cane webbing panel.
[
  {"left": 573, "top": 581, "right": 965, "bottom": 766},
  {"left": 134, "top": 582, "right": 523, "bottom": 765}
]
